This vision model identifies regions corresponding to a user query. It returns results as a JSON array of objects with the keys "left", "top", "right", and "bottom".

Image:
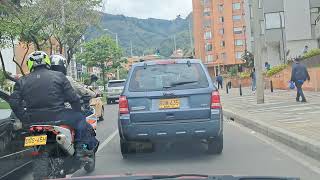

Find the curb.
[{"left": 223, "top": 109, "right": 320, "bottom": 161}]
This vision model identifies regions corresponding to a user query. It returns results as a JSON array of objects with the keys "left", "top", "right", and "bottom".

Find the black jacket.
[
  {"left": 9, "top": 67, "right": 81, "bottom": 123},
  {"left": 290, "top": 62, "right": 310, "bottom": 82}
]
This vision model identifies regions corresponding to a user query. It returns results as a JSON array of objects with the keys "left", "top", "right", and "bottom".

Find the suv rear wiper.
[
  {"left": 163, "top": 81, "right": 198, "bottom": 89},
  {"left": 142, "top": 174, "right": 299, "bottom": 180}
]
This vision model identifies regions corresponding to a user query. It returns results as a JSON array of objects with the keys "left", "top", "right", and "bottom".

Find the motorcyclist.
[
  {"left": 50, "top": 54, "right": 96, "bottom": 98},
  {"left": 9, "top": 51, "right": 97, "bottom": 158}
]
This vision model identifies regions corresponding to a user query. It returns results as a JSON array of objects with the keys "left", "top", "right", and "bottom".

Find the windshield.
[
  {"left": 0, "top": 99, "right": 11, "bottom": 119},
  {"left": 129, "top": 64, "right": 209, "bottom": 92},
  {"left": 1, "top": 0, "right": 319, "bottom": 180},
  {"left": 108, "top": 81, "right": 126, "bottom": 88}
]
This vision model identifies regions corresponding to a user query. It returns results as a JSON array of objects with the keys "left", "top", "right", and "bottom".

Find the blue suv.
[{"left": 118, "top": 59, "right": 223, "bottom": 156}]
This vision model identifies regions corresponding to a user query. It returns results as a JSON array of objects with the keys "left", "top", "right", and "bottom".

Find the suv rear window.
[
  {"left": 129, "top": 63, "right": 209, "bottom": 92},
  {"left": 108, "top": 81, "right": 126, "bottom": 88}
]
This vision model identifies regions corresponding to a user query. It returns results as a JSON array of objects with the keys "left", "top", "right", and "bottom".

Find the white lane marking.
[
  {"left": 71, "top": 129, "right": 118, "bottom": 177},
  {"left": 97, "top": 130, "right": 118, "bottom": 153},
  {"left": 228, "top": 121, "right": 320, "bottom": 175}
]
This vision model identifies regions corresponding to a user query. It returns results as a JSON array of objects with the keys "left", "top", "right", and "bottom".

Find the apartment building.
[
  {"left": 193, "top": 0, "right": 247, "bottom": 76},
  {"left": 246, "top": 0, "right": 320, "bottom": 67}
]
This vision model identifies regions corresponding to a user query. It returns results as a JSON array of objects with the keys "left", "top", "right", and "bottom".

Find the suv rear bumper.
[{"left": 119, "top": 117, "right": 223, "bottom": 142}]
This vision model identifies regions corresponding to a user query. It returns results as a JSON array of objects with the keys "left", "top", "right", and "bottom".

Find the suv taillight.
[
  {"left": 211, "top": 91, "right": 221, "bottom": 109},
  {"left": 119, "top": 96, "right": 129, "bottom": 114}
]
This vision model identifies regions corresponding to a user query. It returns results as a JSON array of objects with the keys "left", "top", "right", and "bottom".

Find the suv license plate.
[{"left": 159, "top": 99, "right": 180, "bottom": 109}]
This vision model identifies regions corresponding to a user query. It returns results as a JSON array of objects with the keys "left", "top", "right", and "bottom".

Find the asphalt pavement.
[{"left": 7, "top": 104, "right": 320, "bottom": 180}]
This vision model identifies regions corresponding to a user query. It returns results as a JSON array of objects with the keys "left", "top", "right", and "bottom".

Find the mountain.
[{"left": 87, "top": 13, "right": 193, "bottom": 57}]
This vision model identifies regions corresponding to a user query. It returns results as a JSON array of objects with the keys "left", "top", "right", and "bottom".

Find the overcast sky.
[{"left": 103, "top": 0, "right": 192, "bottom": 20}]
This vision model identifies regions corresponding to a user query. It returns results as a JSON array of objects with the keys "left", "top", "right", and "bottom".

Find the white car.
[{"left": 107, "top": 79, "right": 126, "bottom": 104}]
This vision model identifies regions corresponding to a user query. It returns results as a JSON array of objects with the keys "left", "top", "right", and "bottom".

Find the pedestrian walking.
[
  {"left": 302, "top": 45, "right": 309, "bottom": 54},
  {"left": 290, "top": 58, "right": 310, "bottom": 102},
  {"left": 265, "top": 62, "right": 271, "bottom": 71},
  {"left": 250, "top": 68, "right": 256, "bottom": 92},
  {"left": 216, "top": 74, "right": 223, "bottom": 90}
]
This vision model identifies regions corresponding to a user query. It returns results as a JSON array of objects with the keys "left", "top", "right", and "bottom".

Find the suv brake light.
[
  {"left": 119, "top": 96, "right": 129, "bottom": 114},
  {"left": 211, "top": 91, "right": 221, "bottom": 109}
]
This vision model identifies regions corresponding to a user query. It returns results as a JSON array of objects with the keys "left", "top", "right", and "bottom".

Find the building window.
[
  {"left": 205, "top": 43, "right": 213, "bottom": 52},
  {"left": 249, "top": 5, "right": 253, "bottom": 19},
  {"left": 203, "top": 8, "right": 211, "bottom": 16},
  {"left": 206, "top": 55, "right": 214, "bottom": 63},
  {"left": 233, "top": 15, "right": 241, "bottom": 21},
  {"left": 204, "top": 31, "right": 212, "bottom": 40},
  {"left": 219, "top": 16, "right": 224, "bottom": 23},
  {"left": 260, "top": 20, "right": 265, "bottom": 34},
  {"left": 203, "top": 19, "right": 211, "bottom": 28},
  {"left": 258, "top": 0, "right": 262, "bottom": 9},
  {"left": 219, "top": 28, "right": 224, "bottom": 35},
  {"left": 235, "top": 39, "right": 244, "bottom": 46},
  {"left": 265, "top": 12, "right": 285, "bottom": 29},
  {"left": 220, "top": 41, "right": 225, "bottom": 47},
  {"left": 221, "top": 53, "right": 226, "bottom": 60},
  {"left": 232, "top": 2, "right": 241, "bottom": 10},
  {"left": 218, "top": 4, "right": 224, "bottom": 13},
  {"left": 236, "top": 51, "right": 243, "bottom": 59},
  {"left": 234, "top": 27, "right": 243, "bottom": 34}
]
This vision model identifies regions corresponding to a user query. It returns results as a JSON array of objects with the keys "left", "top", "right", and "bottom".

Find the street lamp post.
[
  {"left": 104, "top": 28, "right": 120, "bottom": 80},
  {"left": 252, "top": 0, "right": 264, "bottom": 104}
]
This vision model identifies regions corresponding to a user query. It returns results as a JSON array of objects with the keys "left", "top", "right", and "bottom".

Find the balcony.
[{"left": 316, "top": 14, "right": 320, "bottom": 39}]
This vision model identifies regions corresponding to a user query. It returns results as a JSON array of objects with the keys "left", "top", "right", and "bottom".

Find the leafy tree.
[
  {"left": 241, "top": 50, "right": 255, "bottom": 68},
  {"left": 78, "top": 36, "right": 123, "bottom": 91}
]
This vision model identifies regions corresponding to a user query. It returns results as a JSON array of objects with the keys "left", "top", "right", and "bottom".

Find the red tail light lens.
[
  {"left": 211, "top": 91, "right": 221, "bottom": 109},
  {"left": 119, "top": 96, "right": 129, "bottom": 114}
]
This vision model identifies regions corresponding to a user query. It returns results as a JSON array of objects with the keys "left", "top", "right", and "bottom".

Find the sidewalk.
[{"left": 220, "top": 87, "right": 320, "bottom": 161}]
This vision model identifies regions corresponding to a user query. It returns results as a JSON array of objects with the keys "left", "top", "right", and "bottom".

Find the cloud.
[{"left": 103, "top": 0, "right": 192, "bottom": 20}]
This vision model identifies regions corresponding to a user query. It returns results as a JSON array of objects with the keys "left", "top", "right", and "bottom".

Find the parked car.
[
  {"left": 107, "top": 79, "right": 126, "bottom": 104},
  {"left": 0, "top": 90, "right": 33, "bottom": 179},
  {"left": 118, "top": 59, "right": 223, "bottom": 157}
]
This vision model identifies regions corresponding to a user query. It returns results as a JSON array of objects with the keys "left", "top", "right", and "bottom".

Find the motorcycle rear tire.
[{"left": 33, "top": 152, "right": 51, "bottom": 180}]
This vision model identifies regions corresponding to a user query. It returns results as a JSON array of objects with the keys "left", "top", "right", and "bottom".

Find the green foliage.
[
  {"left": 0, "top": 70, "right": 7, "bottom": 88},
  {"left": 86, "top": 13, "right": 193, "bottom": 57},
  {"left": 228, "top": 66, "right": 238, "bottom": 77},
  {"left": 241, "top": 51, "right": 254, "bottom": 68},
  {"left": 266, "top": 64, "right": 288, "bottom": 77},
  {"left": 78, "top": 35, "right": 123, "bottom": 90},
  {"left": 239, "top": 72, "right": 251, "bottom": 79},
  {"left": 303, "top": 48, "right": 320, "bottom": 60},
  {"left": 0, "top": 101, "right": 10, "bottom": 109}
]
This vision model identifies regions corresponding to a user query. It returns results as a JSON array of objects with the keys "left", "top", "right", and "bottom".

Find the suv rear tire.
[
  {"left": 120, "top": 139, "right": 131, "bottom": 158},
  {"left": 207, "top": 134, "right": 223, "bottom": 155}
]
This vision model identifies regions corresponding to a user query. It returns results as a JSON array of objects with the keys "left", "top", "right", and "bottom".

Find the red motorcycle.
[{"left": 24, "top": 118, "right": 98, "bottom": 180}]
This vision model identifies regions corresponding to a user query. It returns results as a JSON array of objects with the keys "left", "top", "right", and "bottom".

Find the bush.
[
  {"left": 303, "top": 48, "right": 320, "bottom": 59},
  {"left": 239, "top": 72, "right": 251, "bottom": 79},
  {"left": 266, "top": 64, "right": 288, "bottom": 77},
  {"left": 228, "top": 66, "right": 238, "bottom": 77}
]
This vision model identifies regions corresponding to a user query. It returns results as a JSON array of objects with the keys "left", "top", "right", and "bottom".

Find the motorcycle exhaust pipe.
[{"left": 56, "top": 134, "right": 75, "bottom": 156}]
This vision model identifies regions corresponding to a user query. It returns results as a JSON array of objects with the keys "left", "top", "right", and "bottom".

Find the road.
[{"left": 7, "top": 104, "right": 320, "bottom": 180}]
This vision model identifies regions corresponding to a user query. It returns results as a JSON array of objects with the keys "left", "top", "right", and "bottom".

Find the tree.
[
  {"left": 49, "top": 0, "right": 102, "bottom": 64},
  {"left": 78, "top": 36, "right": 123, "bottom": 91},
  {"left": 241, "top": 50, "right": 254, "bottom": 68}
]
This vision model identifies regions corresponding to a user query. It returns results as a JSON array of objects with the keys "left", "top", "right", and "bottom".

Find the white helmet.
[{"left": 50, "top": 54, "right": 67, "bottom": 75}]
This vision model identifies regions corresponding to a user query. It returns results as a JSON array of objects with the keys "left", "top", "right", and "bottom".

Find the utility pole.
[
  {"left": 173, "top": 35, "right": 177, "bottom": 52},
  {"left": 252, "top": 0, "right": 264, "bottom": 104},
  {"left": 188, "top": 20, "right": 194, "bottom": 57},
  {"left": 130, "top": 40, "right": 133, "bottom": 57}
]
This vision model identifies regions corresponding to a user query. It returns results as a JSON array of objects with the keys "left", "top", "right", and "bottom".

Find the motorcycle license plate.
[{"left": 24, "top": 135, "right": 47, "bottom": 147}]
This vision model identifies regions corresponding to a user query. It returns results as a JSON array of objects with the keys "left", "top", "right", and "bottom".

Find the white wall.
[
  {"left": 286, "top": 39, "right": 318, "bottom": 59},
  {"left": 284, "top": 0, "right": 312, "bottom": 41},
  {"left": 266, "top": 42, "right": 282, "bottom": 66},
  {"left": 0, "top": 47, "right": 17, "bottom": 75}
]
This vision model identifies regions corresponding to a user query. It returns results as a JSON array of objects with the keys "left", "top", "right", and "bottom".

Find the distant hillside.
[{"left": 87, "top": 13, "right": 193, "bottom": 57}]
